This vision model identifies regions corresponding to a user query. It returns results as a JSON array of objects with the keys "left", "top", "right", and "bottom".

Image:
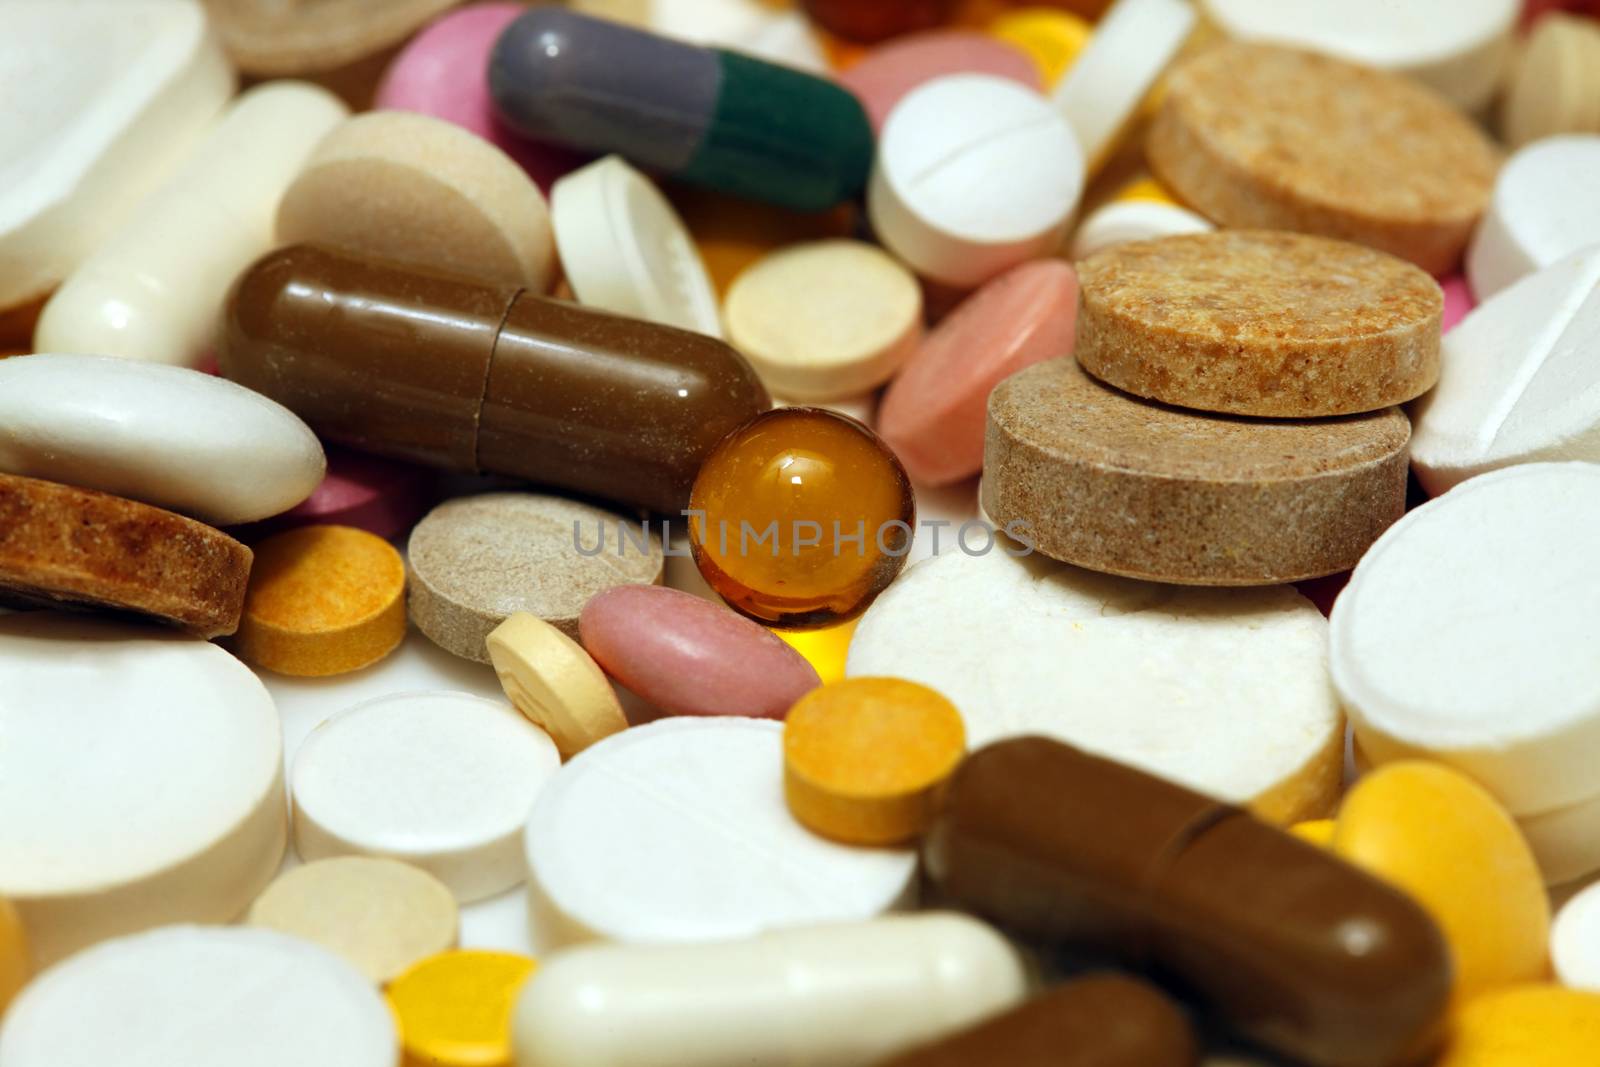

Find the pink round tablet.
[
  {"left": 1440, "top": 273, "right": 1475, "bottom": 334},
  {"left": 839, "top": 30, "right": 1043, "bottom": 133},
  {"left": 878, "top": 259, "right": 1077, "bottom": 487},
  {"left": 375, "top": 2, "right": 585, "bottom": 192},
  {"left": 580, "top": 585, "right": 821, "bottom": 720}
]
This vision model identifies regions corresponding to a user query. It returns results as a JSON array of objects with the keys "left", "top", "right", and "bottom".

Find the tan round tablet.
[
  {"left": 486, "top": 611, "right": 627, "bottom": 759},
  {"left": 982, "top": 358, "right": 1410, "bottom": 585},
  {"left": 277, "top": 111, "right": 555, "bottom": 290},
  {"left": 248, "top": 857, "right": 458, "bottom": 984},
  {"left": 1076, "top": 231, "right": 1441, "bottom": 418},
  {"left": 1501, "top": 14, "right": 1600, "bottom": 149},
  {"left": 724, "top": 240, "right": 922, "bottom": 402},
  {"left": 1148, "top": 42, "right": 1500, "bottom": 274},
  {"left": 202, "top": 0, "right": 460, "bottom": 75}
]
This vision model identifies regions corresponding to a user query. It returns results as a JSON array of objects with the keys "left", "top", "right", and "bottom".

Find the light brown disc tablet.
[
  {"left": 1501, "top": 14, "right": 1600, "bottom": 149},
  {"left": 201, "top": 0, "right": 460, "bottom": 75},
  {"left": 0, "top": 472, "right": 251, "bottom": 637},
  {"left": 1076, "top": 230, "right": 1441, "bottom": 418},
  {"left": 1147, "top": 42, "right": 1500, "bottom": 274},
  {"left": 982, "top": 359, "right": 1410, "bottom": 586}
]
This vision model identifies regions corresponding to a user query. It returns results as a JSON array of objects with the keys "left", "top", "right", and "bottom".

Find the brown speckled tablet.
[
  {"left": 0, "top": 473, "right": 252, "bottom": 637},
  {"left": 1076, "top": 231, "right": 1441, "bottom": 418},
  {"left": 1148, "top": 43, "right": 1499, "bottom": 275},
  {"left": 982, "top": 359, "right": 1410, "bottom": 586}
]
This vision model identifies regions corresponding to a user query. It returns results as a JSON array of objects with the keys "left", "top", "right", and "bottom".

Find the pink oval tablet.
[
  {"left": 375, "top": 2, "right": 586, "bottom": 192},
  {"left": 1440, "top": 273, "right": 1475, "bottom": 334},
  {"left": 878, "top": 259, "right": 1077, "bottom": 487},
  {"left": 839, "top": 30, "right": 1043, "bottom": 133},
  {"left": 232, "top": 446, "right": 436, "bottom": 542},
  {"left": 581, "top": 585, "right": 822, "bottom": 720}
]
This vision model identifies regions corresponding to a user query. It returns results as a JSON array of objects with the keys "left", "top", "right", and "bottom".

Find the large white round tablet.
[
  {"left": 1332, "top": 462, "right": 1600, "bottom": 816},
  {"left": 870, "top": 74, "right": 1084, "bottom": 289},
  {"left": 0, "top": 926, "right": 396, "bottom": 1067},
  {"left": 292, "top": 690, "right": 561, "bottom": 902},
  {"left": 1410, "top": 248, "right": 1600, "bottom": 495},
  {"left": 1553, "top": 879, "right": 1600, "bottom": 990},
  {"left": 0, "top": 614, "right": 285, "bottom": 966},
  {"left": 846, "top": 549, "right": 1343, "bottom": 824},
  {"left": 0, "top": 354, "right": 326, "bottom": 525},
  {"left": 1467, "top": 136, "right": 1600, "bottom": 301},
  {"left": 524, "top": 717, "right": 917, "bottom": 950}
]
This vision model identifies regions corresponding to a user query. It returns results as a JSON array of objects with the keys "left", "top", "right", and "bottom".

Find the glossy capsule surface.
[{"left": 489, "top": 9, "right": 874, "bottom": 211}]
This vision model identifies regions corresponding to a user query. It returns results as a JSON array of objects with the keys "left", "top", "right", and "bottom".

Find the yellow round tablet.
[
  {"left": 776, "top": 619, "right": 858, "bottom": 686},
  {"left": 485, "top": 612, "right": 626, "bottom": 758},
  {"left": 1, "top": 894, "right": 29, "bottom": 1015},
  {"left": 1437, "top": 985, "right": 1600, "bottom": 1067},
  {"left": 233, "top": 525, "right": 406, "bottom": 676},
  {"left": 387, "top": 950, "right": 537, "bottom": 1067},
  {"left": 784, "top": 677, "right": 966, "bottom": 846},
  {"left": 989, "top": 8, "right": 1092, "bottom": 87}
]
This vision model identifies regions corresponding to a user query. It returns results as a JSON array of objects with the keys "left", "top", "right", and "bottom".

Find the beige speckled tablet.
[
  {"left": 1076, "top": 231, "right": 1441, "bottom": 417},
  {"left": 408, "top": 492, "right": 664, "bottom": 663},
  {"left": 202, "top": 0, "right": 460, "bottom": 75},
  {"left": 1148, "top": 43, "right": 1500, "bottom": 274},
  {"left": 982, "top": 359, "right": 1410, "bottom": 585},
  {"left": 248, "top": 857, "right": 458, "bottom": 984},
  {"left": 277, "top": 111, "right": 555, "bottom": 290}
]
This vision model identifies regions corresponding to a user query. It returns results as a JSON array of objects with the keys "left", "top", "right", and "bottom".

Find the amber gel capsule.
[
  {"left": 924, "top": 737, "right": 1452, "bottom": 1067},
  {"left": 219, "top": 245, "right": 768, "bottom": 514}
]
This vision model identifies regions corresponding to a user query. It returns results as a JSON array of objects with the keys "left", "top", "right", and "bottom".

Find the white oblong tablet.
[
  {"left": 1410, "top": 247, "right": 1600, "bottom": 495},
  {"left": 1068, "top": 198, "right": 1214, "bottom": 261},
  {"left": 0, "top": 614, "right": 285, "bottom": 967},
  {"left": 0, "top": 926, "right": 396, "bottom": 1067},
  {"left": 1466, "top": 136, "right": 1600, "bottom": 301},
  {"left": 552, "top": 155, "right": 723, "bottom": 337},
  {"left": 1332, "top": 463, "right": 1600, "bottom": 816},
  {"left": 524, "top": 717, "right": 917, "bottom": 950},
  {"left": 1519, "top": 790, "right": 1600, "bottom": 888},
  {"left": 1554, "top": 880, "right": 1600, "bottom": 990},
  {"left": 292, "top": 690, "right": 561, "bottom": 902},
  {"left": 870, "top": 74, "right": 1084, "bottom": 289},
  {"left": 34, "top": 80, "right": 348, "bottom": 367},
  {"left": 0, "top": 354, "right": 325, "bottom": 525},
  {"left": 845, "top": 549, "right": 1343, "bottom": 825}
]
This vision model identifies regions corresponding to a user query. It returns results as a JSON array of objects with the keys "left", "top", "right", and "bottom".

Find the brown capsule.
[
  {"left": 219, "top": 245, "right": 770, "bottom": 514},
  {"left": 924, "top": 737, "right": 1452, "bottom": 1067}
]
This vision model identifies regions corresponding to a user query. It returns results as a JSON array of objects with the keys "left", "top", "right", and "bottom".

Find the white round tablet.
[
  {"left": 1520, "top": 790, "right": 1600, "bottom": 888},
  {"left": 1068, "top": 198, "right": 1214, "bottom": 261},
  {"left": 523, "top": 717, "right": 917, "bottom": 950},
  {"left": 1332, "top": 462, "right": 1600, "bottom": 816},
  {"left": 0, "top": 614, "right": 285, "bottom": 967},
  {"left": 1553, "top": 879, "right": 1600, "bottom": 990},
  {"left": 552, "top": 154, "right": 722, "bottom": 337},
  {"left": 870, "top": 74, "right": 1084, "bottom": 289},
  {"left": 1467, "top": 136, "right": 1600, "bottom": 301},
  {"left": 292, "top": 690, "right": 561, "bottom": 902},
  {"left": 0, "top": 926, "right": 396, "bottom": 1067}
]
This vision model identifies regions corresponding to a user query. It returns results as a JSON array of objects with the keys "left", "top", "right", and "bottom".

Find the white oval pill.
[
  {"left": 292, "top": 691, "right": 561, "bottom": 902},
  {"left": 1553, "top": 880, "right": 1600, "bottom": 990},
  {"left": 1068, "top": 198, "right": 1213, "bottom": 261},
  {"left": 0, "top": 926, "right": 396, "bottom": 1067},
  {"left": 0, "top": 614, "right": 285, "bottom": 967},
  {"left": 1466, "top": 136, "right": 1600, "bottom": 301},
  {"left": 524, "top": 717, "right": 917, "bottom": 950}
]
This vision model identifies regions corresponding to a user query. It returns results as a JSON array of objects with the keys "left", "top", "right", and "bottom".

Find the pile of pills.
[{"left": 3, "top": 0, "right": 1600, "bottom": 1064}]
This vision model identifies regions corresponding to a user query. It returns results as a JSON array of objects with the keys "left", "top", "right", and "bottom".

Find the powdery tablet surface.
[
  {"left": 0, "top": 926, "right": 395, "bottom": 1067},
  {"left": 1467, "top": 136, "right": 1600, "bottom": 301},
  {"left": 983, "top": 359, "right": 1410, "bottom": 585},
  {"left": 869, "top": 74, "right": 1084, "bottom": 289},
  {"left": 1410, "top": 247, "right": 1600, "bottom": 495},
  {"left": 202, "top": 0, "right": 461, "bottom": 74},
  {"left": 1554, "top": 881, "right": 1600, "bottom": 990},
  {"left": 0, "top": 615, "right": 284, "bottom": 966},
  {"left": 0, "top": 1, "right": 233, "bottom": 312},
  {"left": 1331, "top": 463, "right": 1600, "bottom": 816},
  {"left": 1075, "top": 231, "right": 1441, "bottom": 417},
  {"left": 248, "top": 857, "right": 458, "bottom": 983},
  {"left": 846, "top": 549, "right": 1345, "bottom": 825},
  {"left": 277, "top": 111, "right": 556, "bottom": 290},
  {"left": 1068, "top": 197, "right": 1213, "bottom": 260},
  {"left": 293, "top": 691, "right": 561, "bottom": 902},
  {"left": 0, "top": 354, "right": 324, "bottom": 525},
  {"left": 838, "top": 30, "right": 1042, "bottom": 132},
  {"left": 523, "top": 718, "right": 917, "bottom": 949},
  {"left": 1501, "top": 14, "right": 1600, "bottom": 149},
  {"left": 724, "top": 240, "right": 922, "bottom": 401},
  {"left": 1149, "top": 43, "right": 1500, "bottom": 275}
]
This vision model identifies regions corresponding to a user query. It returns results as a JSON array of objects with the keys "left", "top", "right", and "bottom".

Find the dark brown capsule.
[
  {"left": 923, "top": 737, "right": 1452, "bottom": 1067},
  {"left": 218, "top": 245, "right": 770, "bottom": 514}
]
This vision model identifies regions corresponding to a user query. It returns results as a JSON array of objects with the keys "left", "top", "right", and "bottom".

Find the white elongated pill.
[
  {"left": 523, "top": 718, "right": 917, "bottom": 950},
  {"left": 0, "top": 614, "right": 285, "bottom": 966},
  {"left": 292, "top": 691, "right": 561, "bottom": 902},
  {"left": 1553, "top": 880, "right": 1600, "bottom": 990},
  {"left": 1068, "top": 198, "right": 1213, "bottom": 260},
  {"left": 0, "top": 353, "right": 325, "bottom": 525},
  {"left": 1519, "top": 790, "right": 1600, "bottom": 887},
  {"left": 1332, "top": 463, "right": 1600, "bottom": 816},
  {"left": 34, "top": 81, "right": 347, "bottom": 366},
  {"left": 0, "top": 0, "right": 233, "bottom": 312},
  {"left": 1410, "top": 247, "right": 1600, "bottom": 495},
  {"left": 0, "top": 926, "right": 396, "bottom": 1067},
  {"left": 512, "top": 913, "right": 1027, "bottom": 1067},
  {"left": 1466, "top": 136, "right": 1600, "bottom": 301}
]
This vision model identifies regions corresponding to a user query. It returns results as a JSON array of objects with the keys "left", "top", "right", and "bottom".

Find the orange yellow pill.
[
  {"left": 1290, "top": 819, "right": 1336, "bottom": 848},
  {"left": 784, "top": 677, "right": 966, "bottom": 845},
  {"left": 1, "top": 894, "right": 29, "bottom": 1015},
  {"left": 989, "top": 8, "right": 1092, "bottom": 87},
  {"left": 1437, "top": 985, "right": 1600, "bottom": 1067},
  {"left": 387, "top": 950, "right": 537, "bottom": 1067},
  {"left": 776, "top": 619, "right": 859, "bottom": 685}
]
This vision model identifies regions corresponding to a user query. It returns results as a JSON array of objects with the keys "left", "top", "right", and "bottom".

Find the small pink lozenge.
[
  {"left": 839, "top": 30, "right": 1043, "bottom": 133},
  {"left": 1440, "top": 273, "right": 1476, "bottom": 334},
  {"left": 232, "top": 446, "right": 436, "bottom": 543}
]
